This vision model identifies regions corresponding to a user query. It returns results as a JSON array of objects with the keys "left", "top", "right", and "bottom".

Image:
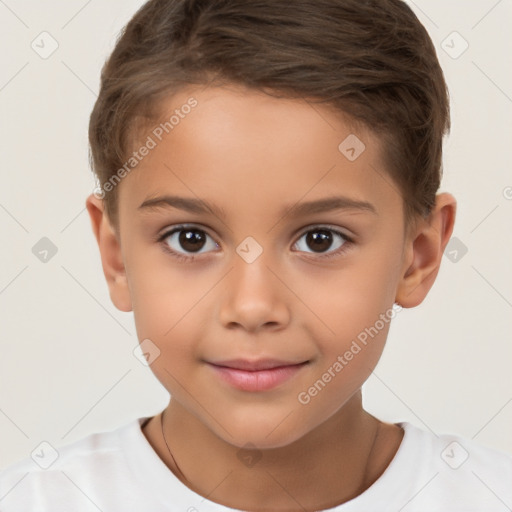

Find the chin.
[
  {"left": 209, "top": 411, "right": 312, "bottom": 451},
  {"left": 231, "top": 430, "right": 307, "bottom": 451}
]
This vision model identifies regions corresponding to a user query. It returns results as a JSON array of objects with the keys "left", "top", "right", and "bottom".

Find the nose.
[{"left": 218, "top": 251, "right": 291, "bottom": 333}]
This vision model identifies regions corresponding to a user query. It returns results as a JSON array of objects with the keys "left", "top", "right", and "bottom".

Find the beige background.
[{"left": 1, "top": 0, "right": 511, "bottom": 469}]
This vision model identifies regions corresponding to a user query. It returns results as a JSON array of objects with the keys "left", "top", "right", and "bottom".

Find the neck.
[{"left": 143, "top": 392, "right": 403, "bottom": 511}]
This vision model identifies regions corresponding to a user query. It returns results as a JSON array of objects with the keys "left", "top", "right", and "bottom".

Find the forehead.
[{"left": 118, "top": 84, "right": 403, "bottom": 224}]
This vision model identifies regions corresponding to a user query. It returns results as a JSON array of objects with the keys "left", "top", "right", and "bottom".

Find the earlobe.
[
  {"left": 395, "top": 193, "right": 457, "bottom": 308},
  {"left": 85, "top": 194, "right": 133, "bottom": 312}
]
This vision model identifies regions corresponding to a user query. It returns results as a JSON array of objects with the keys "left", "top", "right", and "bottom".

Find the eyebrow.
[{"left": 138, "top": 194, "right": 377, "bottom": 219}]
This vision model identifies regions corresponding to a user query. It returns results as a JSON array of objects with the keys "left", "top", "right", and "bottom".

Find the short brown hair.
[{"left": 89, "top": 0, "right": 450, "bottom": 233}]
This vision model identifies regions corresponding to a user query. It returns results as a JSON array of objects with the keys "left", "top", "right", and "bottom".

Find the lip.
[
  {"left": 206, "top": 359, "right": 309, "bottom": 392},
  {"left": 210, "top": 358, "right": 306, "bottom": 371}
]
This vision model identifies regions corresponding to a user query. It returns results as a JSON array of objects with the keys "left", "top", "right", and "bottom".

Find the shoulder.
[
  {"left": 400, "top": 421, "right": 512, "bottom": 471},
  {"left": 0, "top": 417, "right": 149, "bottom": 511},
  {"left": 395, "top": 422, "right": 512, "bottom": 511}
]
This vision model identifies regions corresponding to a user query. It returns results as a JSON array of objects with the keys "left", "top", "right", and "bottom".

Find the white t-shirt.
[{"left": 1, "top": 417, "right": 511, "bottom": 511}]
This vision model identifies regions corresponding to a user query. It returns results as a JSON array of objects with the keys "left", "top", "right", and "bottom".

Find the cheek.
[
  {"left": 295, "top": 320, "right": 392, "bottom": 429},
  {"left": 301, "top": 273, "right": 395, "bottom": 353},
  {"left": 298, "top": 249, "right": 400, "bottom": 391},
  {"left": 127, "top": 249, "right": 209, "bottom": 335},
  {"left": 309, "top": 239, "right": 402, "bottom": 337},
  {"left": 132, "top": 291, "right": 202, "bottom": 355},
  {"left": 129, "top": 268, "right": 214, "bottom": 374}
]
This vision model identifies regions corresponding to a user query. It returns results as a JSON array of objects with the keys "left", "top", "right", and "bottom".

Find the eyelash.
[{"left": 156, "top": 224, "right": 354, "bottom": 263}]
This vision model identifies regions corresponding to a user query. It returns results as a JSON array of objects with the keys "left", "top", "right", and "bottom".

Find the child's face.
[{"left": 102, "top": 84, "right": 413, "bottom": 448}]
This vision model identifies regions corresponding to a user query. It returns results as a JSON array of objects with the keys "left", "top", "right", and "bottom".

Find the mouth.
[{"left": 206, "top": 359, "right": 310, "bottom": 392}]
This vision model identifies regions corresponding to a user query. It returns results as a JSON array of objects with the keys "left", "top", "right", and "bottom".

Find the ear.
[
  {"left": 85, "top": 194, "right": 132, "bottom": 312},
  {"left": 395, "top": 192, "right": 457, "bottom": 308}
]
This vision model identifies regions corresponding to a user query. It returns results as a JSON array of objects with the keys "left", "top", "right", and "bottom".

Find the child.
[{"left": 2, "top": 0, "right": 511, "bottom": 510}]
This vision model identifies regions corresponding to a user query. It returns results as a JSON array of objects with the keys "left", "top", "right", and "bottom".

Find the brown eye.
[
  {"left": 177, "top": 229, "right": 207, "bottom": 252},
  {"left": 160, "top": 225, "right": 219, "bottom": 259},
  {"left": 293, "top": 226, "right": 351, "bottom": 258},
  {"left": 305, "top": 230, "right": 334, "bottom": 253}
]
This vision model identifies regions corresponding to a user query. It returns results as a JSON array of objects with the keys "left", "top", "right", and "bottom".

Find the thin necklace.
[
  {"left": 160, "top": 409, "right": 381, "bottom": 494},
  {"left": 160, "top": 408, "right": 191, "bottom": 485},
  {"left": 358, "top": 420, "right": 381, "bottom": 493}
]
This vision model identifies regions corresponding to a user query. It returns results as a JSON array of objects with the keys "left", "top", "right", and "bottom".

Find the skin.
[{"left": 86, "top": 83, "right": 456, "bottom": 511}]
